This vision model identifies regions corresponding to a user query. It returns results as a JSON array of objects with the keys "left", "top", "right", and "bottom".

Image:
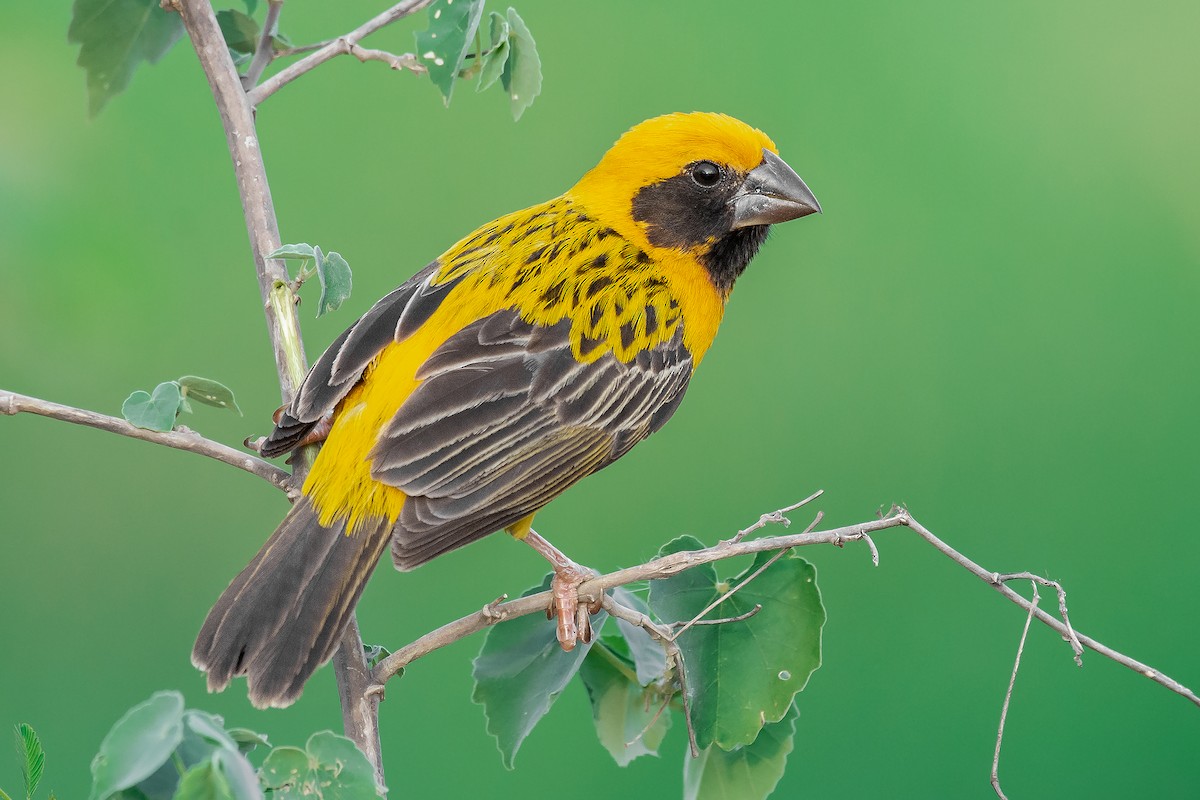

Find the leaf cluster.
[
  {"left": 472, "top": 537, "right": 826, "bottom": 800},
  {"left": 85, "top": 691, "right": 382, "bottom": 800},
  {"left": 68, "top": 0, "right": 541, "bottom": 120},
  {"left": 121, "top": 376, "right": 241, "bottom": 434}
]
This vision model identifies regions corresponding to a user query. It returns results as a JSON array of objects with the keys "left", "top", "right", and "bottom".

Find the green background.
[{"left": 2, "top": 1, "right": 1198, "bottom": 797}]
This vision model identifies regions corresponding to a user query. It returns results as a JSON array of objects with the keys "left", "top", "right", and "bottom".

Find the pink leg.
[{"left": 523, "top": 529, "right": 600, "bottom": 651}]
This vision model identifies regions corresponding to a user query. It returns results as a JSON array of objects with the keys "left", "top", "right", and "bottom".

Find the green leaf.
[
  {"left": 257, "top": 748, "right": 308, "bottom": 794},
  {"left": 683, "top": 702, "right": 800, "bottom": 800},
  {"left": 121, "top": 382, "right": 183, "bottom": 432},
  {"left": 177, "top": 377, "right": 242, "bottom": 416},
  {"left": 240, "top": 0, "right": 258, "bottom": 16},
  {"left": 415, "top": 0, "right": 485, "bottom": 105},
  {"left": 314, "top": 251, "right": 352, "bottom": 317},
  {"left": 211, "top": 750, "right": 259, "bottom": 800},
  {"left": 609, "top": 586, "right": 667, "bottom": 685},
  {"left": 648, "top": 537, "right": 824, "bottom": 751},
  {"left": 304, "top": 733, "right": 380, "bottom": 798},
  {"left": 172, "top": 758, "right": 232, "bottom": 800},
  {"left": 476, "top": 12, "right": 509, "bottom": 92},
  {"left": 267, "top": 244, "right": 317, "bottom": 260},
  {"left": 224, "top": 729, "right": 270, "bottom": 755},
  {"left": 68, "top": 0, "right": 185, "bottom": 117},
  {"left": 89, "top": 691, "right": 185, "bottom": 800},
  {"left": 579, "top": 645, "right": 671, "bottom": 766},
  {"left": 499, "top": 8, "right": 541, "bottom": 120},
  {"left": 472, "top": 575, "right": 606, "bottom": 768},
  {"left": 15, "top": 723, "right": 45, "bottom": 800},
  {"left": 258, "top": 734, "right": 379, "bottom": 799},
  {"left": 215, "top": 9, "right": 259, "bottom": 56}
]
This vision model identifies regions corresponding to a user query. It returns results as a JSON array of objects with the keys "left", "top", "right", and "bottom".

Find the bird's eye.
[{"left": 691, "top": 161, "right": 722, "bottom": 188}]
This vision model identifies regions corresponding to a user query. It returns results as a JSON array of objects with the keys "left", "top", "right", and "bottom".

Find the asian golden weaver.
[{"left": 193, "top": 112, "right": 820, "bottom": 709}]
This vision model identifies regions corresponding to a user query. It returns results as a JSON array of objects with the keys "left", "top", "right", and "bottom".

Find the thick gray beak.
[{"left": 730, "top": 149, "right": 821, "bottom": 228}]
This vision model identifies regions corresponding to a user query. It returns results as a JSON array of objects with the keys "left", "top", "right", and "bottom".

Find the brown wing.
[
  {"left": 261, "top": 263, "right": 460, "bottom": 458},
  {"left": 374, "top": 310, "right": 694, "bottom": 569}
]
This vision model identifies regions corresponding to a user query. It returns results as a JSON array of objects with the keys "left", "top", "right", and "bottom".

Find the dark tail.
[{"left": 192, "top": 497, "right": 391, "bottom": 709}]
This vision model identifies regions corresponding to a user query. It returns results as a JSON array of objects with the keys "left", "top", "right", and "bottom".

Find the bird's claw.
[{"left": 549, "top": 563, "right": 600, "bottom": 651}]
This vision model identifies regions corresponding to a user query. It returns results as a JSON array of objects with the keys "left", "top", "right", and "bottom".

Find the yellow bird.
[{"left": 193, "top": 112, "right": 820, "bottom": 708}]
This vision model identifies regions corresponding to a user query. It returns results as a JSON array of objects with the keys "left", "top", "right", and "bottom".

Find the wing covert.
[{"left": 373, "top": 310, "right": 694, "bottom": 569}]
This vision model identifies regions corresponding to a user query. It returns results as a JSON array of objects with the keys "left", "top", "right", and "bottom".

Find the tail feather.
[{"left": 192, "top": 497, "right": 392, "bottom": 709}]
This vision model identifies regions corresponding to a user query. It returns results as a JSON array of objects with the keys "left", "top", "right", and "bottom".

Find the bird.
[{"left": 192, "top": 111, "right": 821, "bottom": 709}]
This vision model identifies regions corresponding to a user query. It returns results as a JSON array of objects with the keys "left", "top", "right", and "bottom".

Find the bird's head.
[{"left": 569, "top": 112, "right": 820, "bottom": 292}]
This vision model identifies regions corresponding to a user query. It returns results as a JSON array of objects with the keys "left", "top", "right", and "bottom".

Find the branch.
[
  {"left": 172, "top": 0, "right": 382, "bottom": 776},
  {"left": 240, "top": 0, "right": 283, "bottom": 89},
  {"left": 0, "top": 389, "right": 290, "bottom": 494},
  {"left": 173, "top": 0, "right": 305, "bottom": 403},
  {"left": 246, "top": 0, "right": 435, "bottom": 106},
  {"left": 369, "top": 502, "right": 1200, "bottom": 720}
]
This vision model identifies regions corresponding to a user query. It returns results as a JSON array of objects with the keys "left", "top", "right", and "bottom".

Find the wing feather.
[
  {"left": 372, "top": 310, "right": 694, "bottom": 569},
  {"left": 260, "top": 263, "right": 457, "bottom": 458}
]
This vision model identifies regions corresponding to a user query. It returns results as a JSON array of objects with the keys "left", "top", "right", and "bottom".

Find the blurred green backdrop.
[{"left": 2, "top": 1, "right": 1198, "bottom": 797}]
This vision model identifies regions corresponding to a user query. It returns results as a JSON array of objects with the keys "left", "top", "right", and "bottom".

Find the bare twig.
[
  {"left": 241, "top": 0, "right": 283, "bottom": 89},
  {"left": 992, "top": 582, "right": 1039, "bottom": 799},
  {"left": 348, "top": 43, "right": 425, "bottom": 74},
  {"left": 601, "top": 594, "right": 701, "bottom": 757},
  {"left": 898, "top": 512, "right": 1199, "bottom": 705},
  {"left": 368, "top": 501, "right": 1200, "bottom": 736},
  {"left": 675, "top": 604, "right": 762, "bottom": 627},
  {"left": 247, "top": 0, "right": 436, "bottom": 106},
  {"left": 994, "top": 571, "right": 1083, "bottom": 665},
  {"left": 725, "top": 489, "right": 823, "bottom": 544},
  {"left": 0, "top": 389, "right": 291, "bottom": 494},
  {"left": 672, "top": 515, "right": 820, "bottom": 642}
]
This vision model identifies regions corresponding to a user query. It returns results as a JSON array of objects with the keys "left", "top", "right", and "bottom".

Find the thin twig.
[
  {"left": 368, "top": 502, "right": 1200, "bottom": 726},
  {"left": 348, "top": 43, "right": 426, "bottom": 74},
  {"left": 0, "top": 389, "right": 291, "bottom": 494},
  {"left": 601, "top": 594, "right": 700, "bottom": 757},
  {"left": 994, "top": 571, "right": 1083, "bottom": 665},
  {"left": 675, "top": 604, "right": 762, "bottom": 627},
  {"left": 241, "top": 0, "right": 283, "bottom": 89},
  {"left": 725, "top": 489, "right": 823, "bottom": 544},
  {"left": 992, "top": 582, "right": 1039, "bottom": 799},
  {"left": 901, "top": 511, "right": 1200, "bottom": 707},
  {"left": 247, "top": 0, "right": 436, "bottom": 106}
]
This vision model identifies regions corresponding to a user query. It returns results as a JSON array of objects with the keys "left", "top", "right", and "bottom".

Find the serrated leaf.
[
  {"left": 215, "top": 9, "right": 259, "bottom": 55},
  {"left": 267, "top": 243, "right": 317, "bottom": 260},
  {"left": 258, "top": 734, "right": 379, "bottom": 799},
  {"left": 476, "top": 12, "right": 509, "bottom": 92},
  {"left": 224, "top": 729, "right": 270, "bottom": 755},
  {"left": 472, "top": 575, "right": 606, "bottom": 768},
  {"left": 121, "top": 382, "right": 183, "bottom": 432},
  {"left": 68, "top": 0, "right": 185, "bottom": 117},
  {"left": 315, "top": 251, "right": 352, "bottom": 317},
  {"left": 89, "top": 691, "right": 185, "bottom": 800},
  {"left": 15, "top": 723, "right": 44, "bottom": 800},
  {"left": 177, "top": 376, "right": 242, "bottom": 416},
  {"left": 579, "top": 646, "right": 671, "bottom": 766},
  {"left": 416, "top": 0, "right": 485, "bottom": 105},
  {"left": 609, "top": 586, "right": 667, "bottom": 685},
  {"left": 683, "top": 702, "right": 799, "bottom": 800},
  {"left": 499, "top": 8, "right": 540, "bottom": 120},
  {"left": 648, "top": 536, "right": 824, "bottom": 751},
  {"left": 173, "top": 757, "right": 233, "bottom": 800}
]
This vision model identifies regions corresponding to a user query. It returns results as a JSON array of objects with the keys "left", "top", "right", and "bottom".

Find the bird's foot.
[
  {"left": 522, "top": 528, "right": 601, "bottom": 651},
  {"left": 548, "top": 561, "right": 603, "bottom": 650}
]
